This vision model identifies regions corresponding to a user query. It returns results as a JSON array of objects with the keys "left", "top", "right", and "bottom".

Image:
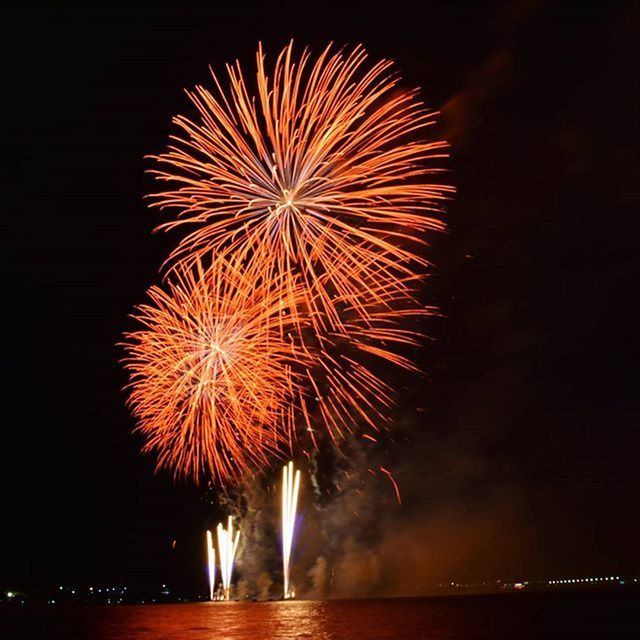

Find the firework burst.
[
  {"left": 123, "top": 42, "right": 450, "bottom": 486},
  {"left": 148, "top": 41, "right": 451, "bottom": 332},
  {"left": 122, "top": 257, "right": 308, "bottom": 484}
]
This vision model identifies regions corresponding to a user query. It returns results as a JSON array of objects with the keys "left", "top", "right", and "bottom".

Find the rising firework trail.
[
  {"left": 206, "top": 530, "right": 216, "bottom": 600},
  {"left": 217, "top": 516, "right": 240, "bottom": 601},
  {"left": 282, "top": 461, "right": 301, "bottom": 599}
]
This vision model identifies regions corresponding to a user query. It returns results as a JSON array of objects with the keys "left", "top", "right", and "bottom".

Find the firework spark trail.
[
  {"left": 282, "top": 461, "right": 301, "bottom": 599},
  {"left": 206, "top": 530, "right": 216, "bottom": 600},
  {"left": 148, "top": 41, "right": 451, "bottom": 334},
  {"left": 217, "top": 516, "right": 240, "bottom": 601},
  {"left": 122, "top": 256, "right": 310, "bottom": 484},
  {"left": 379, "top": 467, "right": 402, "bottom": 505}
]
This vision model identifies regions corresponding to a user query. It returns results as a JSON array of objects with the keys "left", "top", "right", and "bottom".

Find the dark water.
[{"left": 2, "top": 592, "right": 639, "bottom": 639}]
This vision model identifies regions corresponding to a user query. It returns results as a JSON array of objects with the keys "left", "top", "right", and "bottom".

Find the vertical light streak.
[
  {"left": 206, "top": 529, "right": 216, "bottom": 600},
  {"left": 282, "top": 461, "right": 301, "bottom": 599},
  {"left": 217, "top": 516, "right": 240, "bottom": 601}
]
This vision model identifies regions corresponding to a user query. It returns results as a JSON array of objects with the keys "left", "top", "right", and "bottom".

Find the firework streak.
[
  {"left": 282, "top": 461, "right": 301, "bottom": 598},
  {"left": 217, "top": 516, "right": 240, "bottom": 601},
  {"left": 206, "top": 530, "right": 216, "bottom": 600}
]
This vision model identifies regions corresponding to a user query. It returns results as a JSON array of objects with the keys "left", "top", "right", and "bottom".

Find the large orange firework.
[
  {"left": 125, "top": 43, "right": 451, "bottom": 484},
  {"left": 122, "top": 257, "right": 308, "bottom": 484},
  {"left": 148, "top": 42, "right": 452, "bottom": 331}
]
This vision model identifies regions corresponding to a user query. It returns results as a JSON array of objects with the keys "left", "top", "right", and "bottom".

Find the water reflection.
[
  {"left": 80, "top": 599, "right": 418, "bottom": 640},
  {"left": 258, "top": 600, "right": 332, "bottom": 640},
  {"left": 4, "top": 592, "right": 630, "bottom": 640},
  {"left": 81, "top": 600, "right": 338, "bottom": 640},
  {"left": 188, "top": 600, "right": 334, "bottom": 640}
]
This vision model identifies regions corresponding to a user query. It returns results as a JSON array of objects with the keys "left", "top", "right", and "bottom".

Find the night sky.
[{"left": 3, "top": 0, "right": 639, "bottom": 593}]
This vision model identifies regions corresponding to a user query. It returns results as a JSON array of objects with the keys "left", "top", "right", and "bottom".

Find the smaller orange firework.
[{"left": 122, "top": 257, "right": 308, "bottom": 484}]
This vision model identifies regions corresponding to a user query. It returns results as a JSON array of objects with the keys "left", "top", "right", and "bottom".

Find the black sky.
[{"left": 2, "top": 0, "right": 639, "bottom": 591}]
